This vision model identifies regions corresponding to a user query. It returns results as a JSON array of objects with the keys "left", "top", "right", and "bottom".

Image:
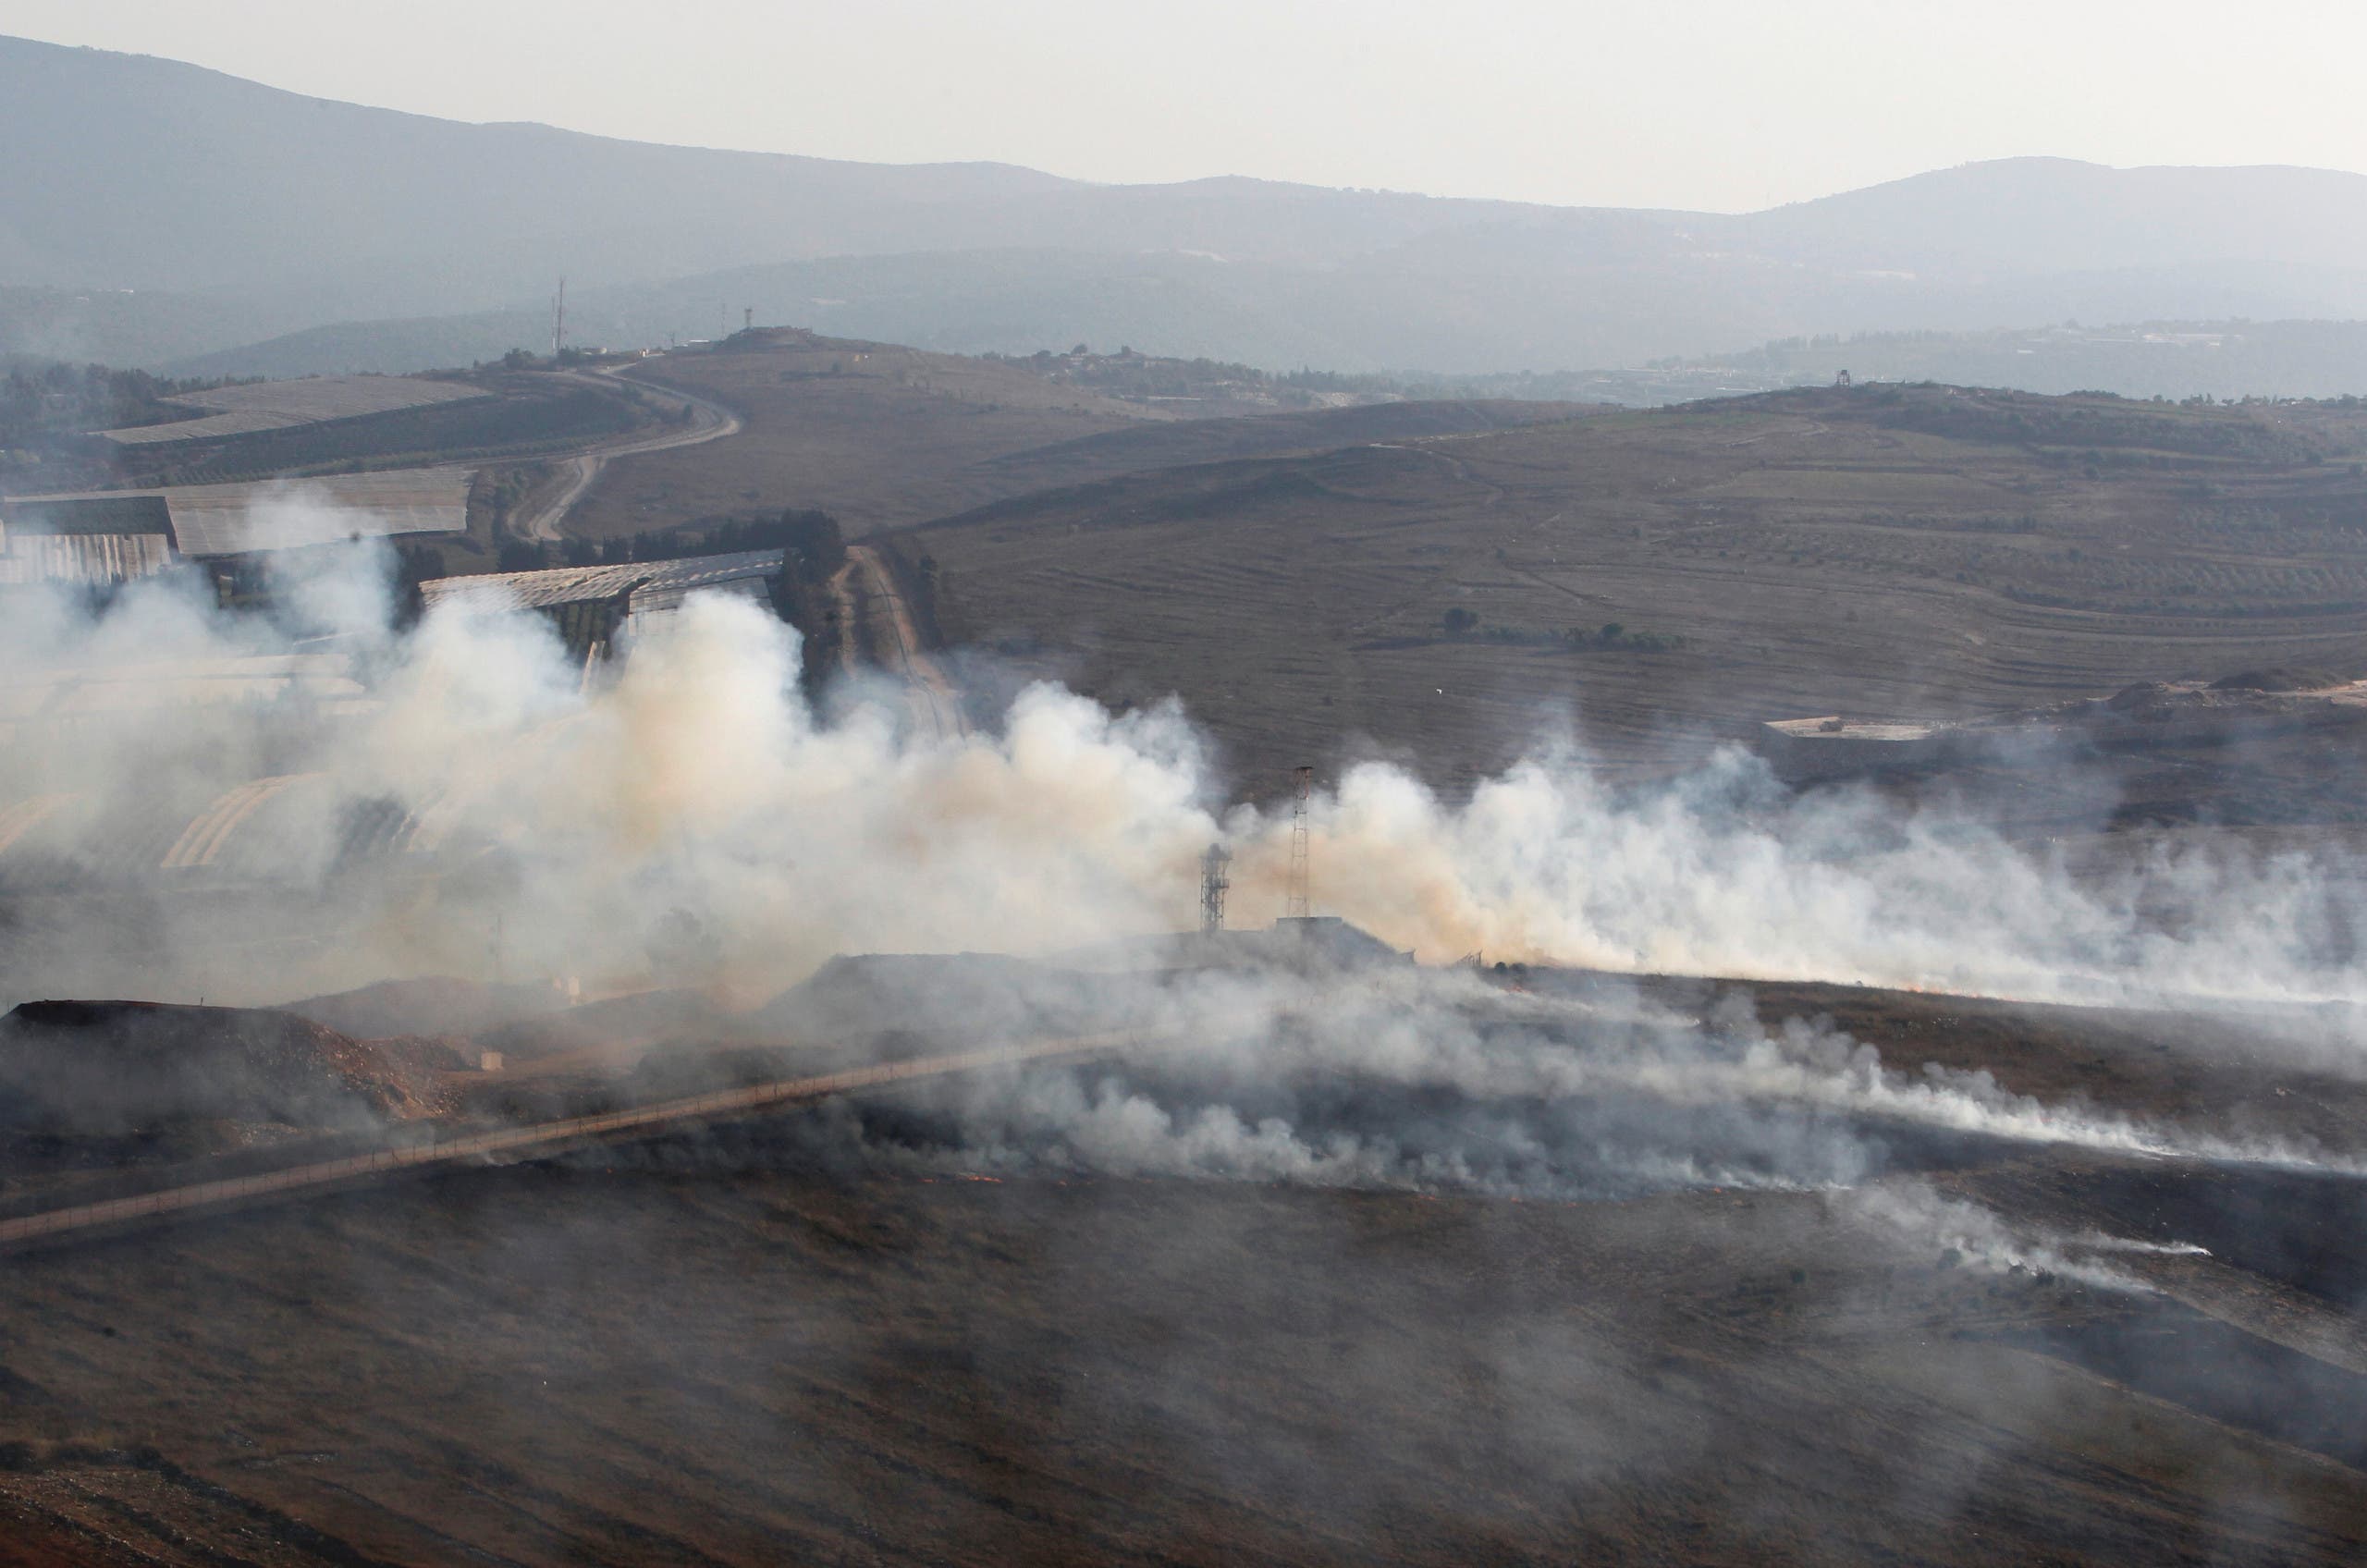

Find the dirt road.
[
  {"left": 835, "top": 543, "right": 968, "bottom": 741},
  {"left": 0, "top": 1032, "right": 1139, "bottom": 1253},
  {"left": 508, "top": 363, "right": 744, "bottom": 543}
]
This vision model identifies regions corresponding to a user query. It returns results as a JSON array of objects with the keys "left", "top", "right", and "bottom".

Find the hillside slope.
[
  {"left": 906, "top": 384, "right": 2367, "bottom": 797},
  {"left": 18, "top": 38, "right": 2367, "bottom": 374},
  {"left": 568, "top": 334, "right": 1588, "bottom": 538}
]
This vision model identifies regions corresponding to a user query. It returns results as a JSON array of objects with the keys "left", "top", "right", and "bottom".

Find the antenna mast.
[
  {"left": 1285, "top": 766, "right": 1313, "bottom": 918},
  {"left": 1199, "top": 842, "right": 1233, "bottom": 935},
  {"left": 551, "top": 277, "right": 567, "bottom": 361}
]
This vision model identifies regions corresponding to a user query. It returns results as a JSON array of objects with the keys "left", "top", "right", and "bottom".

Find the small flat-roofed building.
[{"left": 1754, "top": 717, "right": 1957, "bottom": 781}]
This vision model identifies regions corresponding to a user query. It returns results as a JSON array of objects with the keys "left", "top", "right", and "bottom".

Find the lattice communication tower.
[
  {"left": 1199, "top": 842, "right": 1233, "bottom": 935},
  {"left": 1286, "top": 766, "right": 1314, "bottom": 918}
]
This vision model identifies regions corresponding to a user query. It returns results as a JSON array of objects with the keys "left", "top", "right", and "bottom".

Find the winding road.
[
  {"left": 486, "top": 361, "right": 968, "bottom": 745},
  {"left": 507, "top": 362, "right": 744, "bottom": 543}
]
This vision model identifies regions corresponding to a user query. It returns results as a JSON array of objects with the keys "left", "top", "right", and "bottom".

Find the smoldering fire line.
[{"left": 770, "top": 964, "right": 2366, "bottom": 1202}]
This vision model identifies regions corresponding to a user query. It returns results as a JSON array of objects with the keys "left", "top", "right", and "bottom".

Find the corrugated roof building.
[
  {"left": 420, "top": 550, "right": 786, "bottom": 667},
  {"left": 0, "top": 496, "right": 179, "bottom": 588},
  {"left": 6, "top": 470, "right": 472, "bottom": 560}
]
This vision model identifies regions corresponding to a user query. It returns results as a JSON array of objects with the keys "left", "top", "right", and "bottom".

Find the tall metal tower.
[
  {"left": 1285, "top": 766, "right": 1313, "bottom": 918},
  {"left": 550, "top": 277, "right": 567, "bottom": 361},
  {"left": 1199, "top": 842, "right": 1233, "bottom": 935}
]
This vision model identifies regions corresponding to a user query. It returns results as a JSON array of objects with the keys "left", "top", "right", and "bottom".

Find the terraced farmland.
[
  {"left": 102, "top": 374, "right": 487, "bottom": 445},
  {"left": 116, "top": 384, "right": 641, "bottom": 489}
]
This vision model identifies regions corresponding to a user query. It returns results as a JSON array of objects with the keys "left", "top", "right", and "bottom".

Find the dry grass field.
[
  {"left": 903, "top": 385, "right": 2367, "bottom": 791},
  {"left": 567, "top": 334, "right": 1174, "bottom": 539},
  {"left": 571, "top": 333, "right": 1588, "bottom": 540}
]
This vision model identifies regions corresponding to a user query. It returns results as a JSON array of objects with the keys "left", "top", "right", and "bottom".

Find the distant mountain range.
[{"left": 10, "top": 34, "right": 2367, "bottom": 382}]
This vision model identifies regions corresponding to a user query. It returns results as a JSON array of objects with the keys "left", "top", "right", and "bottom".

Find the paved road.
[
  {"left": 508, "top": 363, "right": 744, "bottom": 543},
  {"left": 0, "top": 1032, "right": 1142, "bottom": 1254}
]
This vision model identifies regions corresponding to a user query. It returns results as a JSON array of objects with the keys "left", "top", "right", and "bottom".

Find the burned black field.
[{"left": 3, "top": 966, "right": 2366, "bottom": 1567}]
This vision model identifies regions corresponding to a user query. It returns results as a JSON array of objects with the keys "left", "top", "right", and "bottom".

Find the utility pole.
[{"left": 1285, "top": 766, "right": 1313, "bottom": 919}]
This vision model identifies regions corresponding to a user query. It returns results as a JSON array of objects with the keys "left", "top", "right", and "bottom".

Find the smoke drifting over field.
[
  {"left": 747, "top": 956, "right": 2359, "bottom": 1276},
  {"left": 3, "top": 537, "right": 2363, "bottom": 1017},
  {"left": 13, "top": 539, "right": 2354, "bottom": 1243},
  {"left": 18, "top": 538, "right": 2367, "bottom": 1568}
]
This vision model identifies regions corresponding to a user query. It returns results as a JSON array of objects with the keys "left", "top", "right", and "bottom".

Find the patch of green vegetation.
[
  {"left": 0, "top": 360, "right": 232, "bottom": 471},
  {"left": 1834, "top": 385, "right": 2328, "bottom": 466},
  {"left": 490, "top": 507, "right": 843, "bottom": 583}
]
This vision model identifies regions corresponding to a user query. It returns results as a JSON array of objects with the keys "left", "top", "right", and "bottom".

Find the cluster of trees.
[
  {"left": 985, "top": 348, "right": 1402, "bottom": 407},
  {"left": 1859, "top": 386, "right": 2329, "bottom": 467},
  {"left": 494, "top": 346, "right": 612, "bottom": 372},
  {"left": 0, "top": 361, "right": 220, "bottom": 448},
  {"left": 1440, "top": 606, "right": 1685, "bottom": 652},
  {"left": 476, "top": 467, "right": 541, "bottom": 536},
  {"left": 753, "top": 511, "right": 852, "bottom": 693},
  {"left": 1569, "top": 621, "right": 1685, "bottom": 652},
  {"left": 494, "top": 507, "right": 846, "bottom": 578}
]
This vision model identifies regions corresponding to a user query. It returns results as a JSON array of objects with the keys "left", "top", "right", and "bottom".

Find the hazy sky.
[{"left": 7, "top": 1, "right": 2366, "bottom": 211}]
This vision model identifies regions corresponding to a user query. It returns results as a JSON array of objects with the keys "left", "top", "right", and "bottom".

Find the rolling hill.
[
  {"left": 563, "top": 331, "right": 1591, "bottom": 539},
  {"left": 901, "top": 383, "right": 2367, "bottom": 802}
]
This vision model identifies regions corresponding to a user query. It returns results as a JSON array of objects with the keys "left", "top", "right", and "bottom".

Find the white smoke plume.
[
  {"left": 1842, "top": 1182, "right": 2207, "bottom": 1292},
  {"left": 5, "top": 534, "right": 2367, "bottom": 1026},
  {"left": 12, "top": 536, "right": 2367, "bottom": 1298}
]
